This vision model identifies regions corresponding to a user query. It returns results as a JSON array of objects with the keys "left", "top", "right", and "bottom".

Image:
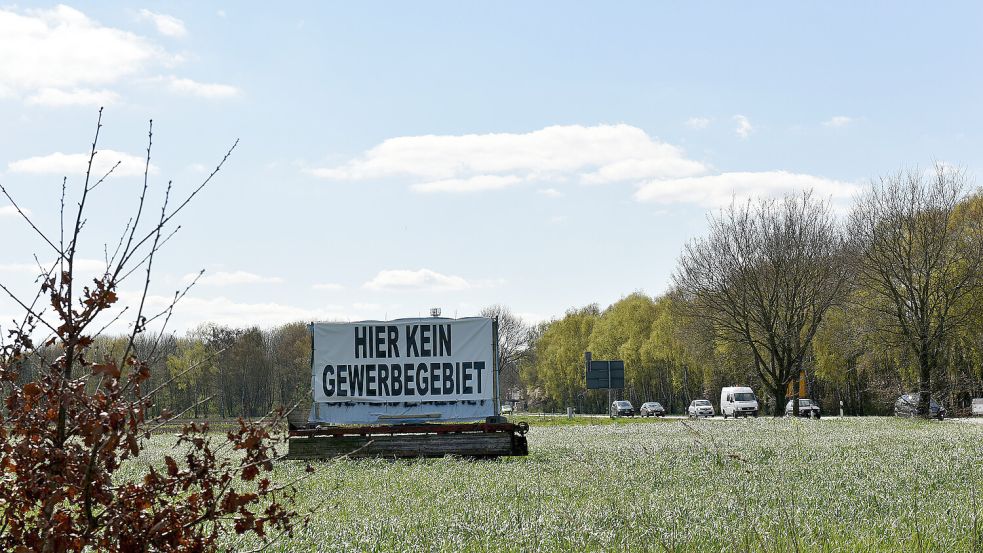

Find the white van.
[
  {"left": 720, "top": 387, "right": 759, "bottom": 418},
  {"left": 973, "top": 398, "right": 983, "bottom": 416}
]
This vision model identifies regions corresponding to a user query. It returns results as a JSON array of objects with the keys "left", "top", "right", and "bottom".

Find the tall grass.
[{"left": 129, "top": 418, "right": 983, "bottom": 552}]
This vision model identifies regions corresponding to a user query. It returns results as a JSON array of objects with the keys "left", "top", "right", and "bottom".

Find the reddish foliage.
[{"left": 0, "top": 112, "right": 306, "bottom": 552}]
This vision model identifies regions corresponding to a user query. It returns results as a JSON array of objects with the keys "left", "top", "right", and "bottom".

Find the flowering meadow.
[{"left": 137, "top": 417, "right": 983, "bottom": 551}]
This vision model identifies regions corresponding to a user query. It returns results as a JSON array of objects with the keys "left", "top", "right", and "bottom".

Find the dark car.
[
  {"left": 640, "top": 401, "right": 666, "bottom": 417},
  {"left": 611, "top": 400, "right": 634, "bottom": 417},
  {"left": 894, "top": 394, "right": 946, "bottom": 420},
  {"left": 785, "top": 398, "right": 821, "bottom": 418}
]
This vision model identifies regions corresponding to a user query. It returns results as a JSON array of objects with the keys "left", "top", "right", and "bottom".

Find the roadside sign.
[
  {"left": 310, "top": 317, "right": 496, "bottom": 425},
  {"left": 785, "top": 370, "right": 807, "bottom": 398},
  {"left": 586, "top": 358, "right": 624, "bottom": 389}
]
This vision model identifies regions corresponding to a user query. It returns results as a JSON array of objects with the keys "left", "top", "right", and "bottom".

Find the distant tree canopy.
[
  {"left": 11, "top": 169, "right": 980, "bottom": 422},
  {"left": 520, "top": 166, "right": 983, "bottom": 417},
  {"left": 674, "top": 192, "right": 848, "bottom": 415},
  {"left": 849, "top": 166, "right": 983, "bottom": 416}
]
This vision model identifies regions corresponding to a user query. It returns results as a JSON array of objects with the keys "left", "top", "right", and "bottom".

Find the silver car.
[
  {"left": 785, "top": 398, "right": 821, "bottom": 418},
  {"left": 688, "top": 399, "right": 714, "bottom": 418}
]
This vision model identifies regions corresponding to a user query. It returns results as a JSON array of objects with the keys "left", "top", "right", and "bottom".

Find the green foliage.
[
  {"left": 850, "top": 166, "right": 983, "bottom": 416},
  {"left": 167, "top": 339, "right": 213, "bottom": 391},
  {"left": 519, "top": 178, "right": 983, "bottom": 416},
  {"left": 529, "top": 305, "right": 599, "bottom": 410}
]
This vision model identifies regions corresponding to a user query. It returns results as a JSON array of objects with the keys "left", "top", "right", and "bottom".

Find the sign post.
[{"left": 585, "top": 352, "right": 625, "bottom": 417}]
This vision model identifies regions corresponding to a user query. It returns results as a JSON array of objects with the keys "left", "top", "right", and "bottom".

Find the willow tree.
[
  {"left": 588, "top": 293, "right": 659, "bottom": 402},
  {"left": 641, "top": 293, "right": 714, "bottom": 412},
  {"left": 849, "top": 166, "right": 983, "bottom": 417},
  {"left": 674, "top": 192, "right": 849, "bottom": 415},
  {"left": 530, "top": 305, "right": 599, "bottom": 412},
  {"left": 812, "top": 301, "right": 871, "bottom": 415}
]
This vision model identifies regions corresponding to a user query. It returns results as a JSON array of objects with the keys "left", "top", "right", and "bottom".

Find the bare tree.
[
  {"left": 480, "top": 305, "right": 531, "bottom": 399},
  {"left": 849, "top": 165, "right": 983, "bottom": 417},
  {"left": 674, "top": 191, "right": 849, "bottom": 416}
]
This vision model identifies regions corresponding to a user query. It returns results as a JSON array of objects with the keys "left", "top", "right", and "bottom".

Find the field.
[{"left": 135, "top": 417, "right": 983, "bottom": 552}]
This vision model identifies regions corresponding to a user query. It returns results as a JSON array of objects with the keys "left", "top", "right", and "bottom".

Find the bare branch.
[{"left": 0, "top": 183, "right": 61, "bottom": 255}]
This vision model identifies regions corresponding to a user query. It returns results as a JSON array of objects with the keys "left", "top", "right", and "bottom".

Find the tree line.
[
  {"left": 520, "top": 166, "right": 983, "bottom": 417},
  {"left": 12, "top": 168, "right": 979, "bottom": 421}
]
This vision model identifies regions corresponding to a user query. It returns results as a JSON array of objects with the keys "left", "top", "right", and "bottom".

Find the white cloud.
[
  {"left": 411, "top": 175, "right": 522, "bottom": 193},
  {"left": 0, "top": 5, "right": 167, "bottom": 99},
  {"left": 134, "top": 293, "right": 345, "bottom": 330},
  {"left": 166, "top": 76, "right": 240, "bottom": 99},
  {"left": 634, "top": 170, "right": 859, "bottom": 208},
  {"left": 310, "top": 124, "right": 707, "bottom": 192},
  {"left": 137, "top": 9, "right": 187, "bottom": 38},
  {"left": 0, "top": 262, "right": 44, "bottom": 273},
  {"left": 8, "top": 150, "right": 156, "bottom": 178},
  {"left": 0, "top": 258, "right": 106, "bottom": 274},
  {"left": 538, "top": 188, "right": 563, "bottom": 198},
  {"left": 312, "top": 282, "right": 344, "bottom": 291},
  {"left": 734, "top": 115, "right": 754, "bottom": 139},
  {"left": 685, "top": 117, "right": 711, "bottom": 130},
  {"left": 183, "top": 271, "right": 284, "bottom": 286},
  {"left": 0, "top": 206, "right": 26, "bottom": 217},
  {"left": 823, "top": 115, "right": 853, "bottom": 128},
  {"left": 580, "top": 157, "right": 706, "bottom": 185},
  {"left": 25, "top": 87, "right": 120, "bottom": 107},
  {"left": 363, "top": 269, "right": 472, "bottom": 292},
  {"left": 0, "top": 6, "right": 233, "bottom": 104},
  {"left": 549, "top": 215, "right": 567, "bottom": 224}
]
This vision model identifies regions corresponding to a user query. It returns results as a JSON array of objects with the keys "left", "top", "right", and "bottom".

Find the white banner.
[{"left": 311, "top": 317, "right": 495, "bottom": 407}]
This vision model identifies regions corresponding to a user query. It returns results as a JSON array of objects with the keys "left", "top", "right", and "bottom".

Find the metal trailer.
[{"left": 285, "top": 421, "right": 529, "bottom": 459}]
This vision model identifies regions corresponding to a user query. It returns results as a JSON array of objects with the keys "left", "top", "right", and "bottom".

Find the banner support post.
[
  {"left": 308, "top": 323, "right": 316, "bottom": 427},
  {"left": 492, "top": 317, "right": 501, "bottom": 417}
]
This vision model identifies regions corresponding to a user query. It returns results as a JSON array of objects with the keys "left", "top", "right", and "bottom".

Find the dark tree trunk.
[
  {"left": 918, "top": 345, "right": 932, "bottom": 418},
  {"left": 792, "top": 372, "right": 801, "bottom": 417}
]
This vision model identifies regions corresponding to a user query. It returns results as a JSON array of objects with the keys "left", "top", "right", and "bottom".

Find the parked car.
[
  {"left": 785, "top": 398, "right": 821, "bottom": 418},
  {"left": 894, "top": 394, "right": 946, "bottom": 420},
  {"left": 688, "top": 399, "right": 714, "bottom": 418},
  {"left": 640, "top": 401, "right": 666, "bottom": 417},
  {"left": 973, "top": 398, "right": 983, "bottom": 416},
  {"left": 611, "top": 400, "right": 634, "bottom": 417},
  {"left": 720, "top": 386, "right": 759, "bottom": 418},
  {"left": 501, "top": 404, "right": 513, "bottom": 415}
]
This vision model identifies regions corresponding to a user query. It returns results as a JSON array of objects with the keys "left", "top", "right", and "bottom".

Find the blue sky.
[{"left": 1, "top": 2, "right": 982, "bottom": 333}]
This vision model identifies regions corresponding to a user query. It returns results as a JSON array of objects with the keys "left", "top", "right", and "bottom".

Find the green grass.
[{"left": 133, "top": 418, "right": 983, "bottom": 552}]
